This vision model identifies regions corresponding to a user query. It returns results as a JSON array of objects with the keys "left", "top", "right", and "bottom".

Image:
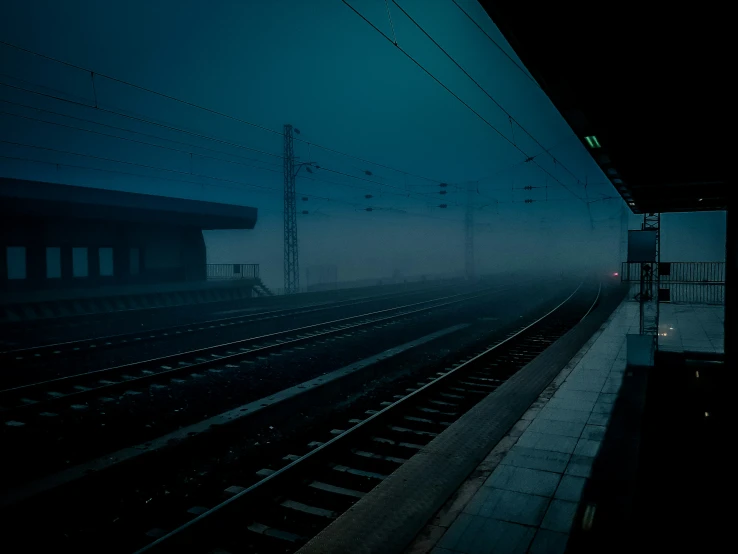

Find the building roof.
[
  {"left": 0, "top": 178, "right": 257, "bottom": 229},
  {"left": 480, "top": 1, "right": 730, "bottom": 214}
]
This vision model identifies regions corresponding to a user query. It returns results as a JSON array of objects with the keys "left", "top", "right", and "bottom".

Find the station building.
[{"left": 0, "top": 178, "right": 264, "bottom": 320}]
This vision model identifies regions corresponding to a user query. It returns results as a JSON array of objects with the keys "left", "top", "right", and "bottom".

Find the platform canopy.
[
  {"left": 0, "top": 178, "right": 257, "bottom": 229},
  {"left": 480, "top": 2, "right": 730, "bottom": 214}
]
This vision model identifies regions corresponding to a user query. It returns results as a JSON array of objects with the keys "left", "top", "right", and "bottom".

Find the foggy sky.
[{"left": 0, "top": 1, "right": 725, "bottom": 288}]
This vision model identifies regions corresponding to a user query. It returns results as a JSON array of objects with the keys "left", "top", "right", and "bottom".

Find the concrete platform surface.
[
  {"left": 657, "top": 303, "right": 724, "bottom": 354},
  {"left": 409, "top": 300, "right": 639, "bottom": 554}
]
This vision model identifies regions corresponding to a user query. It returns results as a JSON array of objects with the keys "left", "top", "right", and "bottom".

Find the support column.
[{"left": 639, "top": 213, "right": 660, "bottom": 337}]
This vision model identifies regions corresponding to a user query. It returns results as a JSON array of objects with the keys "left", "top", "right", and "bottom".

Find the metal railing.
[
  {"left": 621, "top": 262, "right": 725, "bottom": 283},
  {"left": 621, "top": 262, "right": 725, "bottom": 305},
  {"left": 206, "top": 264, "right": 259, "bottom": 280}
]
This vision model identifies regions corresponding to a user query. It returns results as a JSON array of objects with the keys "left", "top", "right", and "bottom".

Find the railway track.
[
  {"left": 0, "top": 285, "right": 507, "bottom": 422},
  {"left": 131, "top": 281, "right": 600, "bottom": 553},
  {"left": 0, "top": 282, "right": 456, "bottom": 367}
]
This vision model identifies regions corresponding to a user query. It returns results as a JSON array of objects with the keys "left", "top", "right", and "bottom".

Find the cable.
[
  {"left": 0, "top": 138, "right": 288, "bottom": 192},
  {"left": 0, "top": 153, "right": 274, "bottom": 198},
  {"left": 449, "top": 0, "right": 540, "bottom": 88},
  {"left": 314, "top": 165, "right": 436, "bottom": 201},
  {"left": 3, "top": 42, "right": 581, "bottom": 202},
  {"left": 0, "top": 45, "right": 598, "bottom": 218},
  {"left": 0, "top": 78, "right": 284, "bottom": 160},
  {"left": 0, "top": 41, "right": 450, "bottom": 187},
  {"left": 0, "top": 104, "right": 448, "bottom": 206},
  {"left": 384, "top": 0, "right": 398, "bottom": 45},
  {"left": 0, "top": 98, "right": 448, "bottom": 205},
  {"left": 447, "top": 1, "right": 601, "bottom": 188},
  {"left": 0, "top": 152, "right": 375, "bottom": 215},
  {"left": 0, "top": 141, "right": 467, "bottom": 215},
  {"left": 0, "top": 139, "right": 360, "bottom": 207},
  {"left": 0, "top": 98, "right": 283, "bottom": 167},
  {"left": 0, "top": 88, "right": 449, "bottom": 201},
  {"left": 342, "top": 1, "right": 586, "bottom": 204},
  {"left": 0, "top": 106, "right": 282, "bottom": 172},
  {"left": 389, "top": 1, "right": 588, "bottom": 201},
  {"left": 299, "top": 172, "right": 457, "bottom": 203},
  {"left": 0, "top": 102, "right": 453, "bottom": 204},
  {"left": 0, "top": 41, "right": 283, "bottom": 138},
  {"left": 0, "top": 153, "right": 483, "bottom": 227}
]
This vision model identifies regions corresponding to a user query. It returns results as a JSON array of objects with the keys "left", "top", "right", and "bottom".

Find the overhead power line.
[
  {"left": 0, "top": 106, "right": 282, "bottom": 172},
  {"left": 0, "top": 153, "right": 276, "bottom": 198},
  {"left": 0, "top": 40, "right": 283, "bottom": 137},
  {"left": 388, "top": 1, "right": 587, "bottom": 201},
  {"left": 0, "top": 80, "right": 448, "bottom": 201},
  {"left": 342, "top": 1, "right": 585, "bottom": 203},
  {"left": 0, "top": 99, "right": 440, "bottom": 201},
  {"left": 0, "top": 40, "right": 451, "bottom": 187},
  {"left": 0, "top": 153, "right": 483, "bottom": 226},
  {"left": 0, "top": 147, "right": 469, "bottom": 221},
  {"left": 0, "top": 78, "right": 283, "bottom": 160},
  {"left": 0, "top": 39, "right": 608, "bottom": 221},
  {"left": 449, "top": 0, "right": 540, "bottom": 88},
  {"left": 0, "top": 138, "right": 275, "bottom": 191},
  {"left": 0, "top": 98, "right": 282, "bottom": 167},
  {"left": 0, "top": 106, "right": 425, "bottom": 200}
]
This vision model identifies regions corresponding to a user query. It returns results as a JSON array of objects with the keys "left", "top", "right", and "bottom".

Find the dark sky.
[{"left": 0, "top": 0, "right": 725, "bottom": 288}]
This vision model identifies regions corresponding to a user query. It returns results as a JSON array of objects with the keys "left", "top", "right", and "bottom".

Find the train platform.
[
  {"left": 657, "top": 302, "right": 724, "bottom": 354},
  {"left": 299, "top": 292, "right": 726, "bottom": 554},
  {"left": 406, "top": 299, "right": 639, "bottom": 554}
]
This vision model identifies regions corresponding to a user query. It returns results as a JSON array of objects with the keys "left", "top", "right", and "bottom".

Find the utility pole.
[
  {"left": 465, "top": 182, "right": 475, "bottom": 279},
  {"left": 283, "top": 124, "right": 299, "bottom": 294}
]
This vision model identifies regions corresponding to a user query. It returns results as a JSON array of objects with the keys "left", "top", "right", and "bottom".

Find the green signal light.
[{"left": 584, "top": 135, "right": 601, "bottom": 148}]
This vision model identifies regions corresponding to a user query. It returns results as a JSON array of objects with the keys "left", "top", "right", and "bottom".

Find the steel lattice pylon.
[
  {"left": 639, "top": 212, "right": 661, "bottom": 336},
  {"left": 283, "top": 124, "right": 299, "bottom": 294}
]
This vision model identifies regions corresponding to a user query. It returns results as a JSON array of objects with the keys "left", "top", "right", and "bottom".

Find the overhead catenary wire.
[
  {"left": 0, "top": 40, "right": 452, "bottom": 187},
  {"left": 0, "top": 98, "right": 283, "bottom": 167},
  {"left": 341, "top": 2, "right": 586, "bottom": 204},
  {"left": 0, "top": 41, "right": 283, "bottom": 137},
  {"left": 0, "top": 105, "right": 434, "bottom": 201},
  {"left": 0, "top": 153, "right": 279, "bottom": 199},
  {"left": 387, "top": 1, "right": 588, "bottom": 202},
  {"left": 0, "top": 39, "right": 613, "bottom": 225},
  {"left": 0, "top": 138, "right": 286, "bottom": 192},
  {"left": 0, "top": 39, "right": 601, "bottom": 207},
  {"left": 0, "top": 81, "right": 452, "bottom": 201},
  {"left": 0, "top": 153, "right": 413, "bottom": 227},
  {"left": 446, "top": 1, "right": 602, "bottom": 189},
  {"left": 0, "top": 77, "right": 284, "bottom": 160},
  {"left": 0, "top": 106, "right": 282, "bottom": 171},
  {"left": 0, "top": 152, "right": 471, "bottom": 223},
  {"left": 384, "top": 0, "right": 398, "bottom": 45},
  {"left": 449, "top": 0, "right": 540, "bottom": 88}
]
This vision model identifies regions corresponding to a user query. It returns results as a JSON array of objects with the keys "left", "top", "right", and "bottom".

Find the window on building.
[
  {"left": 72, "top": 247, "right": 88, "bottom": 277},
  {"left": 99, "top": 247, "right": 114, "bottom": 276},
  {"left": 6, "top": 246, "right": 26, "bottom": 279},
  {"left": 129, "top": 247, "right": 140, "bottom": 275},
  {"left": 46, "top": 247, "right": 61, "bottom": 278}
]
